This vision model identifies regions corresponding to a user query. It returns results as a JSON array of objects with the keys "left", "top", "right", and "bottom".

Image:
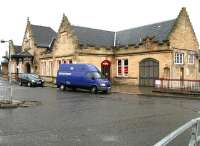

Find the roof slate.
[
  {"left": 31, "top": 25, "right": 56, "bottom": 48},
  {"left": 30, "top": 19, "right": 176, "bottom": 49},
  {"left": 72, "top": 26, "right": 115, "bottom": 47},
  {"left": 12, "top": 51, "right": 33, "bottom": 58},
  {"left": 115, "top": 19, "right": 176, "bottom": 46},
  {"left": 14, "top": 45, "right": 22, "bottom": 54}
]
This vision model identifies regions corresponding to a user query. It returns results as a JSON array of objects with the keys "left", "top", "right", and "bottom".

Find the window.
[
  {"left": 58, "top": 60, "right": 61, "bottom": 65},
  {"left": 117, "top": 59, "right": 128, "bottom": 76},
  {"left": 124, "top": 59, "right": 128, "bottom": 76},
  {"left": 86, "top": 72, "right": 104, "bottom": 79},
  {"left": 46, "top": 62, "right": 49, "bottom": 76},
  {"left": 40, "top": 63, "right": 43, "bottom": 75},
  {"left": 57, "top": 60, "right": 61, "bottom": 71},
  {"left": 41, "top": 62, "right": 46, "bottom": 76},
  {"left": 62, "top": 59, "right": 72, "bottom": 64},
  {"left": 49, "top": 61, "right": 53, "bottom": 76},
  {"left": 175, "top": 53, "right": 184, "bottom": 64},
  {"left": 188, "top": 53, "right": 194, "bottom": 64},
  {"left": 118, "top": 60, "right": 122, "bottom": 76},
  {"left": 199, "top": 60, "right": 200, "bottom": 72},
  {"left": 44, "top": 62, "right": 46, "bottom": 76},
  {"left": 69, "top": 59, "right": 73, "bottom": 64}
]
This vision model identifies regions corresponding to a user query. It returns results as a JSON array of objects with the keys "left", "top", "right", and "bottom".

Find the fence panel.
[
  {"left": 155, "top": 79, "right": 200, "bottom": 92},
  {"left": 0, "top": 86, "right": 12, "bottom": 102}
]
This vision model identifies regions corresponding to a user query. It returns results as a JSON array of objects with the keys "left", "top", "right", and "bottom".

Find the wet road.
[{"left": 0, "top": 80, "right": 200, "bottom": 145}]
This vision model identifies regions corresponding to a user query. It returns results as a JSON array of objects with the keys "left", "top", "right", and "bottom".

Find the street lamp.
[{"left": 1, "top": 39, "right": 12, "bottom": 84}]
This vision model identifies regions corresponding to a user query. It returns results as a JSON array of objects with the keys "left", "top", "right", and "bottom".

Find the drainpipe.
[{"left": 113, "top": 32, "right": 116, "bottom": 47}]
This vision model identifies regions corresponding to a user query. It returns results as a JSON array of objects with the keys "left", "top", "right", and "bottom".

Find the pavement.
[
  {"left": 112, "top": 84, "right": 200, "bottom": 99},
  {"left": 44, "top": 82, "right": 200, "bottom": 99}
]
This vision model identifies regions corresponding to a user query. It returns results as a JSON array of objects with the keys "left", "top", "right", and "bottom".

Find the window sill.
[
  {"left": 114, "top": 76, "right": 137, "bottom": 79},
  {"left": 174, "top": 63, "right": 184, "bottom": 65}
]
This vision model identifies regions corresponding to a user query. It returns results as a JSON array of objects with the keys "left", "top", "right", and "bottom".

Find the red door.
[{"left": 101, "top": 60, "right": 111, "bottom": 80}]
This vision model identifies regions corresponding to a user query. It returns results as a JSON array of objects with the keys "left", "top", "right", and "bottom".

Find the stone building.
[{"left": 3, "top": 7, "right": 199, "bottom": 86}]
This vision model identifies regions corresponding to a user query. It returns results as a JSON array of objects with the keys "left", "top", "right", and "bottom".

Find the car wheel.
[
  {"left": 91, "top": 86, "right": 97, "bottom": 94},
  {"left": 27, "top": 82, "right": 32, "bottom": 87},
  {"left": 19, "top": 81, "right": 22, "bottom": 86},
  {"left": 60, "top": 84, "right": 65, "bottom": 91}
]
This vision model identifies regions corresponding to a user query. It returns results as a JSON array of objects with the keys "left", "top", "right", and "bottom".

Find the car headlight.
[
  {"left": 100, "top": 83, "right": 106, "bottom": 86},
  {"left": 32, "top": 80, "right": 35, "bottom": 82}
]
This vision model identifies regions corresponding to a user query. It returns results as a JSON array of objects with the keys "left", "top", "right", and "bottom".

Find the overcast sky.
[{"left": 0, "top": 0, "right": 199, "bottom": 61}]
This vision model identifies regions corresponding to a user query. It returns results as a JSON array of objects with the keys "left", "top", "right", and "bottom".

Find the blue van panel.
[
  {"left": 59, "top": 64, "right": 98, "bottom": 72},
  {"left": 56, "top": 64, "right": 111, "bottom": 92}
]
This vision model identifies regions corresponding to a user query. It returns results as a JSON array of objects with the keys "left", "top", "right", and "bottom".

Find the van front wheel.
[
  {"left": 60, "top": 85, "right": 65, "bottom": 91},
  {"left": 91, "top": 86, "right": 97, "bottom": 94}
]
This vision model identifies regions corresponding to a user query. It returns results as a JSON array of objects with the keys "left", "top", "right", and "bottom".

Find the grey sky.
[{"left": 0, "top": 0, "right": 199, "bottom": 61}]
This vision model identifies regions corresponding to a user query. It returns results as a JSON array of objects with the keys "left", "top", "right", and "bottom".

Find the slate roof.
[
  {"left": 72, "top": 26, "right": 115, "bottom": 47},
  {"left": 29, "top": 19, "right": 176, "bottom": 48},
  {"left": 31, "top": 25, "right": 57, "bottom": 48},
  {"left": 12, "top": 51, "right": 33, "bottom": 58},
  {"left": 14, "top": 45, "right": 22, "bottom": 54},
  {"left": 115, "top": 19, "right": 176, "bottom": 46}
]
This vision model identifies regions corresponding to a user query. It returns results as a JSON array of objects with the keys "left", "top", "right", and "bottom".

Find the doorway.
[
  {"left": 25, "top": 63, "right": 31, "bottom": 73},
  {"left": 101, "top": 60, "right": 111, "bottom": 80},
  {"left": 139, "top": 58, "right": 159, "bottom": 86},
  {"left": 180, "top": 67, "right": 184, "bottom": 80}
]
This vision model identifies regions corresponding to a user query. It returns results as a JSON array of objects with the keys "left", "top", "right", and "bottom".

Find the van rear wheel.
[
  {"left": 60, "top": 85, "right": 65, "bottom": 91},
  {"left": 91, "top": 86, "right": 97, "bottom": 94}
]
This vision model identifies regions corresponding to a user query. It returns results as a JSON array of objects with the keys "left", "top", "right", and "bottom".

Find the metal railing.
[
  {"left": 154, "top": 117, "right": 200, "bottom": 146},
  {"left": 0, "top": 86, "right": 13, "bottom": 103},
  {"left": 155, "top": 78, "right": 200, "bottom": 92}
]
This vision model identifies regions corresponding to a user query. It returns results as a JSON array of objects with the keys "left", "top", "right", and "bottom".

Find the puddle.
[{"left": 101, "top": 135, "right": 119, "bottom": 142}]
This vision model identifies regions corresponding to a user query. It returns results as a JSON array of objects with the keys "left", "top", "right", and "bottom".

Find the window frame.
[
  {"left": 174, "top": 52, "right": 184, "bottom": 64},
  {"left": 117, "top": 59, "right": 128, "bottom": 77},
  {"left": 188, "top": 53, "right": 195, "bottom": 64}
]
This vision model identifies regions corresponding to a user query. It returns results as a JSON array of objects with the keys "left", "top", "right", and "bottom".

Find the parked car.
[
  {"left": 56, "top": 64, "right": 111, "bottom": 94},
  {"left": 18, "top": 73, "right": 44, "bottom": 87}
]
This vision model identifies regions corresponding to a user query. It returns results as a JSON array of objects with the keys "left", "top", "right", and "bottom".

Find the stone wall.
[
  {"left": 169, "top": 8, "right": 199, "bottom": 80},
  {"left": 113, "top": 51, "right": 172, "bottom": 85}
]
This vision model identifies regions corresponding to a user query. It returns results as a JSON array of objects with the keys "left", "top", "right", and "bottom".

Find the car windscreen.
[{"left": 28, "top": 74, "right": 40, "bottom": 80}]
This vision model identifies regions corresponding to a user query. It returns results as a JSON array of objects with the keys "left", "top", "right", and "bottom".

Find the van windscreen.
[{"left": 87, "top": 71, "right": 105, "bottom": 79}]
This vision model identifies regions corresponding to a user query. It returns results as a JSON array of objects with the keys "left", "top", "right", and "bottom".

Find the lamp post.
[{"left": 1, "top": 40, "right": 12, "bottom": 84}]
